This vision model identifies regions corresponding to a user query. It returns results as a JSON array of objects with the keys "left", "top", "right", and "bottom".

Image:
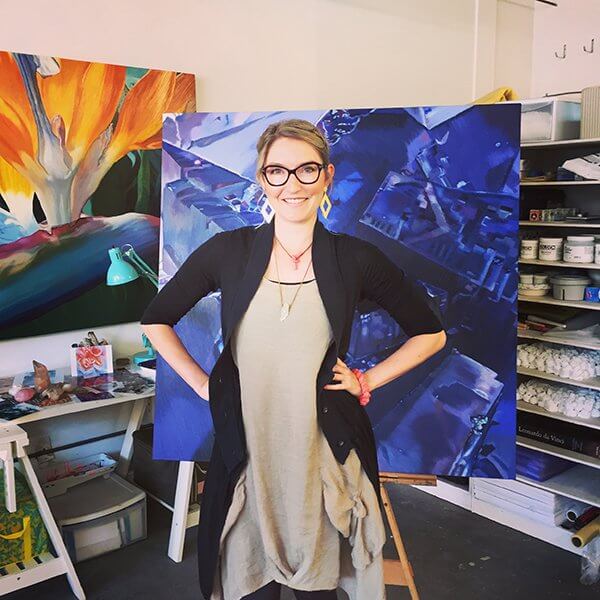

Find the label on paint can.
[{"left": 538, "top": 238, "right": 563, "bottom": 261}]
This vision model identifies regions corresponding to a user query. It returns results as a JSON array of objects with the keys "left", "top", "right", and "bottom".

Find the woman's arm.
[
  {"left": 139, "top": 232, "right": 227, "bottom": 400},
  {"left": 354, "top": 239, "right": 447, "bottom": 391},
  {"left": 364, "top": 329, "right": 446, "bottom": 392},
  {"left": 141, "top": 324, "right": 210, "bottom": 400}
]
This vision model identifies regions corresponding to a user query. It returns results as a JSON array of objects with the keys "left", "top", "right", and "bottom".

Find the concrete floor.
[{"left": 4, "top": 484, "right": 597, "bottom": 600}]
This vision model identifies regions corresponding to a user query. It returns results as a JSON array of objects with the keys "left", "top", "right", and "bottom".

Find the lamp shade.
[{"left": 106, "top": 247, "right": 140, "bottom": 286}]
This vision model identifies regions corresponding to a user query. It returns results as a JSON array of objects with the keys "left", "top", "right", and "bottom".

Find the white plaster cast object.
[
  {"left": 517, "top": 343, "right": 600, "bottom": 381},
  {"left": 517, "top": 379, "right": 600, "bottom": 420}
]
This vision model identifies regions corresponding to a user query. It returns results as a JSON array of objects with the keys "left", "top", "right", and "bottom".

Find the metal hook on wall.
[
  {"left": 583, "top": 38, "right": 595, "bottom": 53},
  {"left": 555, "top": 44, "right": 567, "bottom": 59}
]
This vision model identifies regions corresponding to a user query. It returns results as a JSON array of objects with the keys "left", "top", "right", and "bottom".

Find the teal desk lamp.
[{"left": 106, "top": 245, "right": 159, "bottom": 364}]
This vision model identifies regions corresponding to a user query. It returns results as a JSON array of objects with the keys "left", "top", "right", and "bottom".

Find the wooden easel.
[{"left": 379, "top": 472, "right": 437, "bottom": 600}]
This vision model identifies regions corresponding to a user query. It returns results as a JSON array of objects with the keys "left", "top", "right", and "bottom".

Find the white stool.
[{"left": 0, "top": 423, "right": 85, "bottom": 599}]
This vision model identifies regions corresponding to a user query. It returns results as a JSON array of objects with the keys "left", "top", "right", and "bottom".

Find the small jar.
[
  {"left": 520, "top": 239, "right": 539, "bottom": 259},
  {"left": 538, "top": 237, "right": 563, "bottom": 261},
  {"left": 520, "top": 273, "right": 534, "bottom": 285},
  {"left": 564, "top": 236, "right": 595, "bottom": 264},
  {"left": 533, "top": 273, "right": 548, "bottom": 285}
]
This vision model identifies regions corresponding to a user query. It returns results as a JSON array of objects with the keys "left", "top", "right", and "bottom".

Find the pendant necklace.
[
  {"left": 273, "top": 245, "right": 313, "bottom": 322},
  {"left": 274, "top": 235, "right": 312, "bottom": 270}
]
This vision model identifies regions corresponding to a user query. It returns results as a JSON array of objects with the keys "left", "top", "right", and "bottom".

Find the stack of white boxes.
[{"left": 472, "top": 478, "right": 567, "bottom": 526}]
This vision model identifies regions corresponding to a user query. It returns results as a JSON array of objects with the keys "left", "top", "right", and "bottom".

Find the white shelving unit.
[
  {"left": 418, "top": 138, "right": 600, "bottom": 559},
  {"left": 521, "top": 180, "right": 600, "bottom": 187},
  {"left": 516, "top": 436, "right": 600, "bottom": 470},
  {"left": 516, "top": 465, "right": 600, "bottom": 507},
  {"left": 517, "top": 400, "right": 600, "bottom": 431},
  {"left": 522, "top": 137, "right": 600, "bottom": 149},
  {"left": 520, "top": 221, "right": 600, "bottom": 228},
  {"left": 516, "top": 366, "right": 600, "bottom": 392},
  {"left": 519, "top": 258, "right": 599, "bottom": 269},
  {"left": 517, "top": 329, "right": 600, "bottom": 351},
  {"left": 477, "top": 137, "right": 600, "bottom": 557},
  {"left": 518, "top": 295, "right": 600, "bottom": 310}
]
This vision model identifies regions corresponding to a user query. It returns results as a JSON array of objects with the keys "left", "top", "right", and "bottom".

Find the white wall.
[
  {"left": 494, "top": 0, "right": 535, "bottom": 98},
  {"left": 0, "top": 0, "right": 535, "bottom": 456},
  {"left": 531, "top": 0, "right": 600, "bottom": 97},
  {"left": 0, "top": 0, "right": 533, "bottom": 114}
]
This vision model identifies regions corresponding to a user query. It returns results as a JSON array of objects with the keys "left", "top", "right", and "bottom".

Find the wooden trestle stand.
[{"left": 379, "top": 473, "right": 437, "bottom": 600}]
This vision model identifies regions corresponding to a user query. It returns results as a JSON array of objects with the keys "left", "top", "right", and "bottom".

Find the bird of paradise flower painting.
[{"left": 0, "top": 52, "right": 195, "bottom": 340}]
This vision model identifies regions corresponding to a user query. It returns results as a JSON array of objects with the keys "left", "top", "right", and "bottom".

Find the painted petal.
[
  {"left": 111, "top": 74, "right": 195, "bottom": 154},
  {"left": 0, "top": 52, "right": 37, "bottom": 162},
  {"left": 38, "top": 59, "right": 125, "bottom": 163},
  {"left": 70, "top": 124, "right": 115, "bottom": 219},
  {"left": 134, "top": 74, "right": 195, "bottom": 151},
  {"left": 0, "top": 104, "right": 35, "bottom": 167},
  {"left": 36, "top": 57, "right": 87, "bottom": 144},
  {"left": 0, "top": 157, "right": 37, "bottom": 233},
  {"left": 106, "top": 70, "right": 176, "bottom": 163},
  {"left": 167, "top": 73, "right": 196, "bottom": 113},
  {"left": 67, "top": 62, "right": 125, "bottom": 162},
  {"left": 0, "top": 156, "right": 33, "bottom": 197}
]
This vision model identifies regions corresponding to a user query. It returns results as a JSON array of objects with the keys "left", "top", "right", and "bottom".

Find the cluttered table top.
[{"left": 0, "top": 361, "right": 156, "bottom": 425}]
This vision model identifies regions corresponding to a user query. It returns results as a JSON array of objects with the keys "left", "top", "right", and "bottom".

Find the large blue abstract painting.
[{"left": 156, "top": 107, "right": 519, "bottom": 477}]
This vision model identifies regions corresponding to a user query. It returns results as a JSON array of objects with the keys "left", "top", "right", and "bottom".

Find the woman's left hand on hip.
[{"left": 323, "top": 357, "right": 362, "bottom": 397}]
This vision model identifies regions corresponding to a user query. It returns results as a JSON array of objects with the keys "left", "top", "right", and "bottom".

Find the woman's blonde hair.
[{"left": 256, "top": 119, "right": 330, "bottom": 178}]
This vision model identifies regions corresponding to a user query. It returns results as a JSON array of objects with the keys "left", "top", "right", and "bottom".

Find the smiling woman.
[{"left": 141, "top": 118, "right": 446, "bottom": 600}]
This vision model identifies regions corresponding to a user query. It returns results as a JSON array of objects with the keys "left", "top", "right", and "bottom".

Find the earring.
[
  {"left": 260, "top": 196, "right": 275, "bottom": 223},
  {"left": 320, "top": 191, "right": 332, "bottom": 219}
]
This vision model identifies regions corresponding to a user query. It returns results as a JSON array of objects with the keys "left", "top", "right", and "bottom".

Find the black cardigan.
[{"left": 141, "top": 217, "right": 443, "bottom": 597}]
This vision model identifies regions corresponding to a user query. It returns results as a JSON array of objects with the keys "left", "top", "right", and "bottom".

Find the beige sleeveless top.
[{"left": 210, "top": 276, "right": 386, "bottom": 600}]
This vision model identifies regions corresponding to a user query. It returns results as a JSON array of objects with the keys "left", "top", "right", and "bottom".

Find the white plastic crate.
[
  {"left": 520, "top": 99, "right": 581, "bottom": 141},
  {"left": 48, "top": 473, "right": 146, "bottom": 563}
]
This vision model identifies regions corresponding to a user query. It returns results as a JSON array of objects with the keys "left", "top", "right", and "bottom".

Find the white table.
[{"left": 0, "top": 368, "right": 154, "bottom": 598}]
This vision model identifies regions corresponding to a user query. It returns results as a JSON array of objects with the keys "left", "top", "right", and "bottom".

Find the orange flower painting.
[{"left": 0, "top": 52, "right": 195, "bottom": 340}]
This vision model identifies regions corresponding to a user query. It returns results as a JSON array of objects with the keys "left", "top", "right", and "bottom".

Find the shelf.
[
  {"left": 517, "top": 330, "right": 600, "bottom": 351},
  {"left": 6, "top": 390, "right": 155, "bottom": 425},
  {"left": 517, "top": 366, "right": 600, "bottom": 392},
  {"left": 521, "top": 181, "right": 600, "bottom": 187},
  {"left": 516, "top": 436, "right": 600, "bottom": 469},
  {"left": 520, "top": 221, "right": 600, "bottom": 228},
  {"left": 518, "top": 294, "right": 600, "bottom": 310},
  {"left": 516, "top": 465, "right": 600, "bottom": 508},
  {"left": 521, "top": 137, "right": 600, "bottom": 149},
  {"left": 519, "top": 258, "right": 599, "bottom": 269},
  {"left": 517, "top": 400, "right": 600, "bottom": 431},
  {"left": 0, "top": 552, "right": 67, "bottom": 590}
]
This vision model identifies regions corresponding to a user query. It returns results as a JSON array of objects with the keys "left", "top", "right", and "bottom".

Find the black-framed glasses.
[{"left": 261, "top": 162, "right": 326, "bottom": 186}]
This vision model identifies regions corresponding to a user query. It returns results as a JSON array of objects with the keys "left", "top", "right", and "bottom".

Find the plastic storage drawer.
[
  {"left": 49, "top": 472, "right": 147, "bottom": 563},
  {"left": 61, "top": 498, "right": 146, "bottom": 563}
]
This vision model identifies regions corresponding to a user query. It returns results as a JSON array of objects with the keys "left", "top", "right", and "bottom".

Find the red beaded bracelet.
[{"left": 351, "top": 368, "right": 371, "bottom": 406}]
